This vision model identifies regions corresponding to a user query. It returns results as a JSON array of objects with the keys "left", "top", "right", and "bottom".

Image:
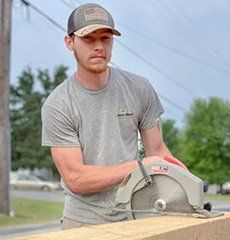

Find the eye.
[
  {"left": 101, "top": 35, "right": 111, "bottom": 41},
  {"left": 82, "top": 35, "right": 93, "bottom": 41}
]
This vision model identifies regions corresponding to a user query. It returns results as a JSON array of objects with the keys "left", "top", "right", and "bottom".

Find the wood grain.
[{"left": 11, "top": 212, "right": 230, "bottom": 240}]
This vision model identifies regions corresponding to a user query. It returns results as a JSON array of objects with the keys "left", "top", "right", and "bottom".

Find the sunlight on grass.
[
  {"left": 204, "top": 194, "right": 230, "bottom": 201},
  {"left": 0, "top": 198, "right": 63, "bottom": 227}
]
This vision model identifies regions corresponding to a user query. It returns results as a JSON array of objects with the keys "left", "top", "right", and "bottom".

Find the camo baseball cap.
[{"left": 67, "top": 3, "right": 121, "bottom": 37}]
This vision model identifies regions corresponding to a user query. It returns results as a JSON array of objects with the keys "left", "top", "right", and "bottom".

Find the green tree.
[
  {"left": 180, "top": 97, "right": 230, "bottom": 184},
  {"left": 139, "top": 119, "right": 180, "bottom": 158},
  {"left": 161, "top": 119, "right": 180, "bottom": 156},
  {"left": 10, "top": 65, "right": 68, "bottom": 175}
]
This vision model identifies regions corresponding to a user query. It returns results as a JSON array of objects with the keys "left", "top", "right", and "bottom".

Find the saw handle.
[{"left": 163, "top": 155, "right": 188, "bottom": 170}]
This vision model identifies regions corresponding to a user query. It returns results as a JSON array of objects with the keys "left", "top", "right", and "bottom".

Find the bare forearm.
[
  {"left": 64, "top": 160, "right": 139, "bottom": 194},
  {"left": 140, "top": 125, "right": 172, "bottom": 157},
  {"left": 52, "top": 146, "right": 163, "bottom": 195},
  {"left": 146, "top": 142, "right": 171, "bottom": 157}
]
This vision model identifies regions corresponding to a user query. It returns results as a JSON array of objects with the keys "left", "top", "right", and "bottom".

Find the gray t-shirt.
[{"left": 41, "top": 67, "right": 164, "bottom": 224}]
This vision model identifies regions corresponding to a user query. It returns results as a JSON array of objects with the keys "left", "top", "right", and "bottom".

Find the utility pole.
[{"left": 0, "top": 0, "right": 12, "bottom": 215}]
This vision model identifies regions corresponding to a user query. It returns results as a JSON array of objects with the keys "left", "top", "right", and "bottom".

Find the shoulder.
[
  {"left": 43, "top": 77, "right": 70, "bottom": 103},
  {"left": 42, "top": 77, "right": 72, "bottom": 111},
  {"left": 111, "top": 67, "right": 153, "bottom": 91}
]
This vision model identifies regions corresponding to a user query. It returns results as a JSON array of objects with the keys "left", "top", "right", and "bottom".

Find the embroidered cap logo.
[{"left": 84, "top": 7, "right": 109, "bottom": 22}]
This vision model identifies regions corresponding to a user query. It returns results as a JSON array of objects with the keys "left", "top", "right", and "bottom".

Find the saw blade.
[{"left": 130, "top": 175, "right": 194, "bottom": 219}]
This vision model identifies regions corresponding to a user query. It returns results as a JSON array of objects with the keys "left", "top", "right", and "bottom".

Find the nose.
[{"left": 93, "top": 40, "right": 104, "bottom": 52}]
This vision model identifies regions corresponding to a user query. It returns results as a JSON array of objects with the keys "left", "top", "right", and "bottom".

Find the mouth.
[
  {"left": 90, "top": 56, "right": 105, "bottom": 59},
  {"left": 89, "top": 56, "right": 106, "bottom": 64}
]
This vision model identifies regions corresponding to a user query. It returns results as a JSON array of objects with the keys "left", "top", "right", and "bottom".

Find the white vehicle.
[
  {"left": 222, "top": 182, "right": 230, "bottom": 194},
  {"left": 10, "top": 174, "right": 61, "bottom": 191}
]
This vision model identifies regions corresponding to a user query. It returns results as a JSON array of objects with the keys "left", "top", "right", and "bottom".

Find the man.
[{"left": 41, "top": 3, "right": 171, "bottom": 229}]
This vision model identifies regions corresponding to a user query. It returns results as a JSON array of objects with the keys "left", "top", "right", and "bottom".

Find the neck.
[{"left": 75, "top": 66, "right": 110, "bottom": 90}]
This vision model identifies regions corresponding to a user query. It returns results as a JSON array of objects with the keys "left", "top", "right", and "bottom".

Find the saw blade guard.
[{"left": 115, "top": 162, "right": 204, "bottom": 219}]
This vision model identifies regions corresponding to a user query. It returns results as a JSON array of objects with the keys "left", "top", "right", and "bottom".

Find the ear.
[{"left": 64, "top": 35, "right": 74, "bottom": 51}]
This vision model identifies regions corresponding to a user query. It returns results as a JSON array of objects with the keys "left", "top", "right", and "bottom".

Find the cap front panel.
[
  {"left": 84, "top": 7, "right": 109, "bottom": 22},
  {"left": 67, "top": 3, "right": 120, "bottom": 36}
]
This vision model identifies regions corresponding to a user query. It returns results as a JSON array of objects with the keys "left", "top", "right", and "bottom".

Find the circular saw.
[{"left": 114, "top": 156, "right": 223, "bottom": 219}]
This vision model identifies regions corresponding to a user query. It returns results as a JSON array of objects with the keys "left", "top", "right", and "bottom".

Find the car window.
[
  {"left": 18, "top": 175, "right": 27, "bottom": 180},
  {"left": 18, "top": 175, "right": 40, "bottom": 181},
  {"left": 27, "top": 176, "right": 37, "bottom": 181}
]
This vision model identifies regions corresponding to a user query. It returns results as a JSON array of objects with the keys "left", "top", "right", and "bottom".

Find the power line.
[
  {"left": 22, "top": 0, "right": 195, "bottom": 97},
  {"left": 21, "top": 0, "right": 206, "bottom": 97},
  {"left": 59, "top": 0, "right": 75, "bottom": 9},
  {"left": 161, "top": 0, "right": 230, "bottom": 71},
  {"left": 19, "top": 0, "right": 190, "bottom": 113},
  {"left": 206, "top": 0, "right": 230, "bottom": 68},
  {"left": 118, "top": 22, "right": 230, "bottom": 76},
  {"left": 148, "top": 0, "right": 203, "bottom": 58},
  {"left": 109, "top": 62, "right": 186, "bottom": 114},
  {"left": 116, "top": 39, "right": 196, "bottom": 97},
  {"left": 158, "top": 94, "right": 187, "bottom": 113},
  {"left": 158, "top": 0, "right": 207, "bottom": 51},
  {"left": 56, "top": 0, "right": 205, "bottom": 80},
  {"left": 73, "top": 0, "right": 83, "bottom": 4},
  {"left": 57, "top": 0, "right": 230, "bottom": 76},
  {"left": 21, "top": 0, "right": 66, "bottom": 32},
  {"left": 55, "top": 0, "right": 230, "bottom": 76},
  {"left": 71, "top": 0, "right": 83, "bottom": 5}
]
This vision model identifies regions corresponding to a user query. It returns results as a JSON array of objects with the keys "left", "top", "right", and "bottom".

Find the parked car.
[
  {"left": 10, "top": 174, "right": 61, "bottom": 191},
  {"left": 222, "top": 182, "right": 230, "bottom": 194}
]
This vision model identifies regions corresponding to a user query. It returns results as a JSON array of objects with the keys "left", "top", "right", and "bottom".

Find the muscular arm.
[
  {"left": 52, "top": 147, "right": 148, "bottom": 194},
  {"left": 51, "top": 124, "right": 169, "bottom": 196},
  {"left": 51, "top": 146, "right": 163, "bottom": 195},
  {"left": 51, "top": 124, "right": 169, "bottom": 195},
  {"left": 140, "top": 124, "right": 171, "bottom": 157}
]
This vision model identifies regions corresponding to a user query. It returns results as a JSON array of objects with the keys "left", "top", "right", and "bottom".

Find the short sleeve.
[
  {"left": 138, "top": 81, "right": 164, "bottom": 130},
  {"left": 41, "top": 104, "right": 81, "bottom": 147}
]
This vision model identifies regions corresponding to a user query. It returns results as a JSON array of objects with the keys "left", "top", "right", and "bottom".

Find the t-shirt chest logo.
[{"left": 117, "top": 108, "right": 133, "bottom": 117}]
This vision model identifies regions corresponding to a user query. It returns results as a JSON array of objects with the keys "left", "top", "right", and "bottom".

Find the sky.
[{"left": 11, "top": 0, "right": 230, "bottom": 128}]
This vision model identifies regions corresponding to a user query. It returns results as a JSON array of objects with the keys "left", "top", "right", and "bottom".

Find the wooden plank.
[{"left": 11, "top": 212, "right": 230, "bottom": 240}]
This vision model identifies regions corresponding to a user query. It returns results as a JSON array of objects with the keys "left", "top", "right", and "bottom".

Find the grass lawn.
[
  {"left": 0, "top": 198, "right": 63, "bottom": 227},
  {"left": 204, "top": 194, "right": 230, "bottom": 201},
  {"left": 0, "top": 195, "right": 229, "bottom": 227}
]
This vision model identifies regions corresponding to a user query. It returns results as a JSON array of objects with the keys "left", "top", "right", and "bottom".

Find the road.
[
  {"left": 211, "top": 200, "right": 230, "bottom": 212},
  {"left": 0, "top": 190, "right": 65, "bottom": 239},
  {"left": 10, "top": 189, "right": 65, "bottom": 202},
  {"left": 10, "top": 189, "right": 230, "bottom": 211},
  {"left": 0, "top": 221, "right": 61, "bottom": 239},
  {"left": 1, "top": 190, "right": 229, "bottom": 239}
]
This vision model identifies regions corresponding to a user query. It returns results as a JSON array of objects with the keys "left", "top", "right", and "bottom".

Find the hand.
[{"left": 142, "top": 156, "right": 164, "bottom": 165}]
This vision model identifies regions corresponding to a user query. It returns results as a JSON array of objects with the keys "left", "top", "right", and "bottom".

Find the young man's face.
[{"left": 66, "top": 28, "right": 114, "bottom": 74}]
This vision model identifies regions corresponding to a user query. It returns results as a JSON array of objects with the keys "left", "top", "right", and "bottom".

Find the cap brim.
[{"left": 74, "top": 24, "right": 121, "bottom": 37}]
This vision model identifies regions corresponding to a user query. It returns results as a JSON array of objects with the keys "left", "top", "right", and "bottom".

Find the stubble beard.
[{"left": 74, "top": 50, "right": 108, "bottom": 74}]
